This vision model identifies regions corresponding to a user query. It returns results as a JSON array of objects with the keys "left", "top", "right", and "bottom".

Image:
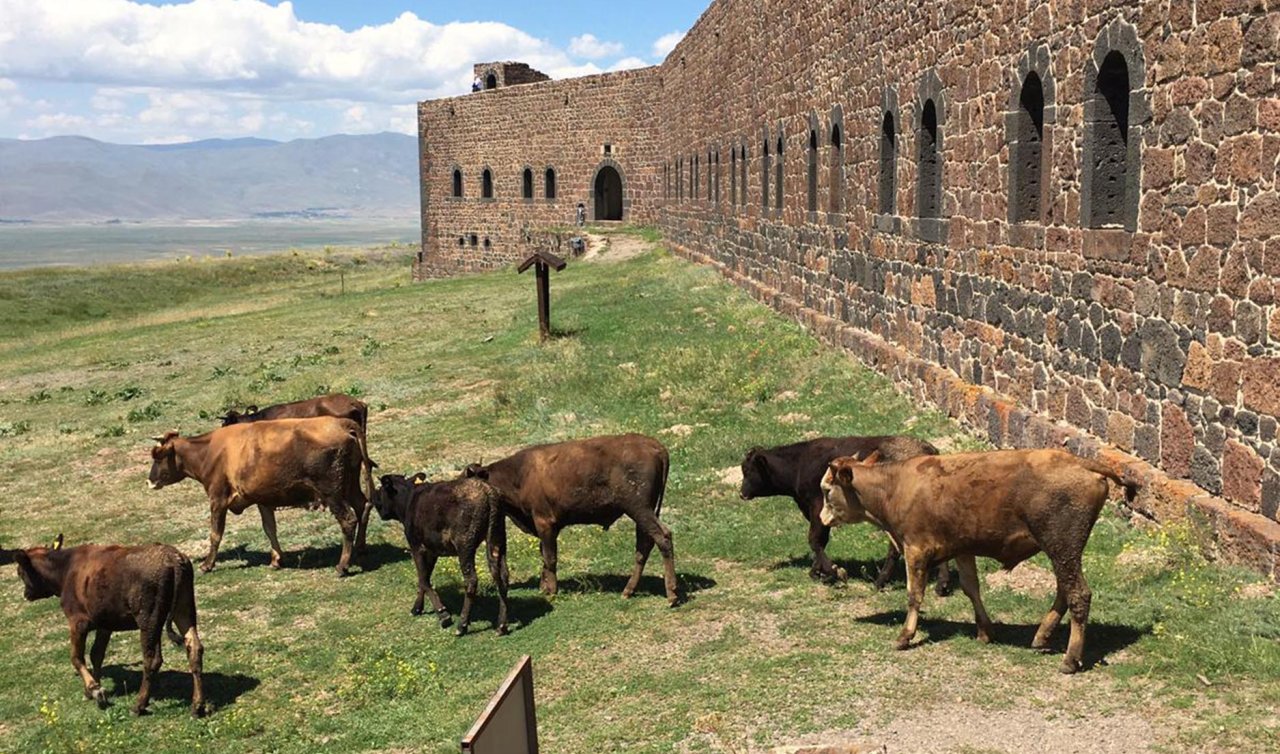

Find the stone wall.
[
  {"left": 417, "top": 0, "right": 1280, "bottom": 576},
  {"left": 414, "top": 67, "right": 662, "bottom": 277}
]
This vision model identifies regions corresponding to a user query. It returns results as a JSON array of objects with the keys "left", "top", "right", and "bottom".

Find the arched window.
[
  {"left": 707, "top": 150, "right": 713, "bottom": 200},
  {"left": 452, "top": 168, "right": 464, "bottom": 198},
  {"left": 762, "top": 136, "right": 771, "bottom": 210},
  {"left": 677, "top": 158, "right": 683, "bottom": 201},
  {"left": 481, "top": 168, "right": 494, "bottom": 199},
  {"left": 521, "top": 168, "right": 533, "bottom": 200},
  {"left": 484, "top": 73, "right": 497, "bottom": 90},
  {"left": 807, "top": 128, "right": 818, "bottom": 213},
  {"left": 829, "top": 122, "right": 843, "bottom": 214},
  {"left": 774, "top": 136, "right": 784, "bottom": 211},
  {"left": 663, "top": 163, "right": 669, "bottom": 200},
  {"left": 1011, "top": 72, "right": 1045, "bottom": 223},
  {"left": 738, "top": 145, "right": 747, "bottom": 207},
  {"left": 879, "top": 113, "right": 896, "bottom": 215},
  {"left": 693, "top": 155, "right": 699, "bottom": 200},
  {"left": 714, "top": 150, "right": 721, "bottom": 206},
  {"left": 545, "top": 167, "right": 557, "bottom": 200},
  {"left": 917, "top": 100, "right": 941, "bottom": 221},
  {"left": 1087, "top": 51, "right": 1130, "bottom": 228}
]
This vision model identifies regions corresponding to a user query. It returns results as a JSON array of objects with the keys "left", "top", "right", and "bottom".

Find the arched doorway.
[{"left": 593, "top": 165, "right": 623, "bottom": 221}]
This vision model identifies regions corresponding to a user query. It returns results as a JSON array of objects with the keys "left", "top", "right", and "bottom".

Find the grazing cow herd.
[{"left": 1, "top": 391, "right": 1137, "bottom": 717}]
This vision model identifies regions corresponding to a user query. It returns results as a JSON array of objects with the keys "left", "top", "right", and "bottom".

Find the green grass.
[{"left": 0, "top": 234, "right": 1276, "bottom": 753}]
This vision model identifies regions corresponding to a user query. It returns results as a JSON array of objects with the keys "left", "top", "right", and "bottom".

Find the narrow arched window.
[
  {"left": 1011, "top": 73, "right": 1045, "bottom": 223},
  {"left": 730, "top": 148, "right": 737, "bottom": 209},
  {"left": 762, "top": 138, "right": 771, "bottom": 210},
  {"left": 739, "top": 145, "right": 747, "bottom": 207},
  {"left": 774, "top": 136, "right": 784, "bottom": 211},
  {"left": 545, "top": 167, "right": 557, "bottom": 200},
  {"left": 677, "top": 158, "right": 683, "bottom": 201},
  {"left": 694, "top": 155, "right": 699, "bottom": 200},
  {"left": 481, "top": 168, "right": 494, "bottom": 199},
  {"left": 807, "top": 129, "right": 818, "bottom": 213},
  {"left": 707, "top": 150, "right": 713, "bottom": 200},
  {"left": 917, "top": 100, "right": 941, "bottom": 220},
  {"left": 829, "top": 123, "right": 843, "bottom": 214},
  {"left": 714, "top": 150, "right": 721, "bottom": 206},
  {"left": 452, "top": 168, "right": 463, "bottom": 198},
  {"left": 879, "top": 113, "right": 896, "bottom": 215},
  {"left": 1087, "top": 51, "right": 1130, "bottom": 228},
  {"left": 521, "top": 168, "right": 533, "bottom": 200}
]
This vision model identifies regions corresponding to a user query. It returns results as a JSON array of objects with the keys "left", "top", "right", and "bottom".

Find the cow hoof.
[
  {"left": 496, "top": 625, "right": 509, "bottom": 637},
  {"left": 192, "top": 704, "right": 207, "bottom": 719},
  {"left": 834, "top": 566, "right": 849, "bottom": 582},
  {"left": 1059, "top": 658, "right": 1081, "bottom": 675},
  {"left": 438, "top": 615, "right": 453, "bottom": 629},
  {"left": 976, "top": 631, "right": 992, "bottom": 644},
  {"left": 934, "top": 582, "right": 954, "bottom": 598},
  {"left": 91, "top": 688, "right": 108, "bottom": 708},
  {"left": 455, "top": 624, "right": 469, "bottom": 637},
  {"left": 893, "top": 636, "right": 913, "bottom": 651},
  {"left": 199, "top": 563, "right": 215, "bottom": 574},
  {"left": 621, "top": 589, "right": 635, "bottom": 599},
  {"left": 334, "top": 567, "right": 350, "bottom": 578},
  {"left": 411, "top": 605, "right": 424, "bottom": 616},
  {"left": 270, "top": 561, "right": 282, "bottom": 571},
  {"left": 131, "top": 705, "right": 150, "bottom": 717},
  {"left": 667, "top": 595, "right": 681, "bottom": 608}
]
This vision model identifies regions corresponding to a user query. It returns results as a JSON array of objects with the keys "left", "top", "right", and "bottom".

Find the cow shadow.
[
  {"left": 509, "top": 572, "right": 716, "bottom": 602},
  {"left": 215, "top": 542, "right": 407, "bottom": 574},
  {"left": 428, "top": 588, "right": 555, "bottom": 633},
  {"left": 855, "top": 610, "right": 1150, "bottom": 670},
  {"left": 100, "top": 665, "right": 259, "bottom": 711},
  {"left": 768, "top": 554, "right": 888, "bottom": 584}
]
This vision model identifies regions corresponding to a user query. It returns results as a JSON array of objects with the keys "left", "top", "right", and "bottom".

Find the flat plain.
[{"left": 0, "top": 231, "right": 1276, "bottom": 753}]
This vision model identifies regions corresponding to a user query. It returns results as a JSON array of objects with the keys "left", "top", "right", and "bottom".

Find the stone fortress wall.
[{"left": 416, "top": 0, "right": 1280, "bottom": 576}]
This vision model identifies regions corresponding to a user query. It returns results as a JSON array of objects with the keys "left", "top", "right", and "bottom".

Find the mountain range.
[{"left": 0, "top": 133, "right": 419, "bottom": 223}]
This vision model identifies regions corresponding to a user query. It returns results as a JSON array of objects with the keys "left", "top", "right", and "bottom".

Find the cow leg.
[
  {"left": 954, "top": 554, "right": 995, "bottom": 643},
  {"left": 456, "top": 550, "right": 479, "bottom": 637},
  {"left": 807, "top": 510, "right": 845, "bottom": 582},
  {"left": 169, "top": 599, "right": 206, "bottom": 717},
  {"left": 487, "top": 540, "right": 510, "bottom": 636},
  {"left": 895, "top": 550, "right": 929, "bottom": 650},
  {"left": 411, "top": 549, "right": 451, "bottom": 628},
  {"left": 89, "top": 630, "right": 112, "bottom": 682},
  {"left": 622, "top": 527, "right": 655, "bottom": 600},
  {"left": 535, "top": 524, "right": 559, "bottom": 597},
  {"left": 69, "top": 619, "right": 106, "bottom": 707},
  {"left": 328, "top": 500, "right": 359, "bottom": 576},
  {"left": 354, "top": 496, "right": 373, "bottom": 556},
  {"left": 133, "top": 623, "right": 164, "bottom": 716},
  {"left": 258, "top": 505, "right": 284, "bottom": 569},
  {"left": 1032, "top": 583, "right": 1069, "bottom": 652},
  {"left": 1056, "top": 562, "right": 1092, "bottom": 674},
  {"left": 934, "top": 561, "right": 954, "bottom": 597},
  {"left": 202, "top": 506, "right": 228, "bottom": 573},
  {"left": 656, "top": 521, "right": 678, "bottom": 607},
  {"left": 873, "top": 541, "right": 900, "bottom": 590}
]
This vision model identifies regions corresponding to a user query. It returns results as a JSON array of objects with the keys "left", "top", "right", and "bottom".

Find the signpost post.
[{"left": 517, "top": 250, "right": 566, "bottom": 341}]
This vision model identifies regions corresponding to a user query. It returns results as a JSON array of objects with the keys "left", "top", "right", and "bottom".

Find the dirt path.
[{"left": 580, "top": 232, "right": 652, "bottom": 263}]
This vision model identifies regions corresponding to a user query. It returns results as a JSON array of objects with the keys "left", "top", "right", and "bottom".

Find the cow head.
[
  {"left": 372, "top": 473, "right": 427, "bottom": 522},
  {"left": 819, "top": 451, "right": 879, "bottom": 527},
  {"left": 220, "top": 405, "right": 258, "bottom": 426},
  {"left": 460, "top": 463, "right": 489, "bottom": 480},
  {"left": 738, "top": 447, "right": 772, "bottom": 500},
  {"left": 148, "top": 431, "right": 184, "bottom": 489},
  {"left": 12, "top": 537, "right": 63, "bottom": 601}
]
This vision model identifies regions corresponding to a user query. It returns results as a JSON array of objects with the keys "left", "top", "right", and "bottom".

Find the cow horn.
[{"left": 52, "top": 533, "right": 63, "bottom": 551}]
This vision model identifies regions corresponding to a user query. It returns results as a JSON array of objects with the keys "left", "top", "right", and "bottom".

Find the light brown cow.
[
  {"left": 820, "top": 448, "right": 1136, "bottom": 673},
  {"left": 148, "top": 417, "right": 371, "bottom": 575},
  {"left": 6, "top": 536, "right": 205, "bottom": 717}
]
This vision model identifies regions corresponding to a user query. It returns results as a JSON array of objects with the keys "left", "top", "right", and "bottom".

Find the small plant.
[
  {"left": 0, "top": 420, "right": 32, "bottom": 437},
  {"left": 83, "top": 389, "right": 109, "bottom": 405},
  {"left": 126, "top": 401, "right": 166, "bottom": 423},
  {"left": 360, "top": 336, "right": 383, "bottom": 358},
  {"left": 25, "top": 388, "right": 52, "bottom": 404},
  {"left": 95, "top": 424, "right": 125, "bottom": 438},
  {"left": 114, "top": 385, "right": 145, "bottom": 402}
]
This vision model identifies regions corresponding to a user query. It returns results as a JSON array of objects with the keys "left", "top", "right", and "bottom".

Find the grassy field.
[{"left": 0, "top": 233, "right": 1276, "bottom": 753}]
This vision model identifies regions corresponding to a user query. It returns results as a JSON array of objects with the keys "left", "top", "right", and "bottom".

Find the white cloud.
[
  {"left": 568, "top": 33, "right": 624, "bottom": 60},
  {"left": 651, "top": 30, "right": 686, "bottom": 59},
  {"left": 26, "top": 112, "right": 90, "bottom": 132},
  {"left": 608, "top": 57, "right": 651, "bottom": 72}
]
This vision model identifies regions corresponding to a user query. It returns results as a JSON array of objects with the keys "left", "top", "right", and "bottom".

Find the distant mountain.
[{"left": 0, "top": 133, "right": 419, "bottom": 223}]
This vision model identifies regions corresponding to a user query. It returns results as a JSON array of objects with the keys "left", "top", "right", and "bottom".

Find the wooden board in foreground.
[{"left": 461, "top": 655, "right": 538, "bottom": 754}]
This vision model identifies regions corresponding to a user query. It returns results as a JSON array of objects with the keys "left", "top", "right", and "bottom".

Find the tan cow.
[
  {"left": 148, "top": 417, "right": 371, "bottom": 575},
  {"left": 820, "top": 448, "right": 1136, "bottom": 673}
]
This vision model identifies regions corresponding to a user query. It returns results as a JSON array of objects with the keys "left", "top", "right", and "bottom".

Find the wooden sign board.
[{"left": 461, "top": 655, "right": 538, "bottom": 754}]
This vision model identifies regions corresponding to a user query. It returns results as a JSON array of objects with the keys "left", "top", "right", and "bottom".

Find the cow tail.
[
  {"left": 485, "top": 494, "right": 507, "bottom": 569},
  {"left": 654, "top": 451, "right": 670, "bottom": 520},
  {"left": 1077, "top": 458, "right": 1139, "bottom": 504},
  {"left": 167, "top": 555, "right": 197, "bottom": 647}
]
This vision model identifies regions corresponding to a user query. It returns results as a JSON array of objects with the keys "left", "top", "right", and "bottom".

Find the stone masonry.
[{"left": 417, "top": 0, "right": 1280, "bottom": 578}]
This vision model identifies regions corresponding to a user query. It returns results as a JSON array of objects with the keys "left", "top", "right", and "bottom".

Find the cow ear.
[
  {"left": 379, "top": 474, "right": 396, "bottom": 491},
  {"left": 246, "top": 406, "right": 259, "bottom": 414},
  {"left": 412, "top": 472, "right": 428, "bottom": 485},
  {"left": 51, "top": 534, "right": 63, "bottom": 551},
  {"left": 861, "top": 450, "right": 881, "bottom": 466},
  {"left": 834, "top": 463, "right": 854, "bottom": 485},
  {"left": 13, "top": 549, "right": 31, "bottom": 571}
]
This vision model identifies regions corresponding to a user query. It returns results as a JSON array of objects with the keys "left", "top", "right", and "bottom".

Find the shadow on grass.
[
  {"left": 855, "top": 610, "right": 1150, "bottom": 670},
  {"left": 769, "top": 554, "right": 957, "bottom": 595},
  {"left": 510, "top": 572, "right": 717, "bottom": 603},
  {"left": 101, "top": 665, "right": 260, "bottom": 711},
  {"left": 213, "top": 541, "right": 407, "bottom": 574},
  {"left": 426, "top": 589, "right": 555, "bottom": 634}
]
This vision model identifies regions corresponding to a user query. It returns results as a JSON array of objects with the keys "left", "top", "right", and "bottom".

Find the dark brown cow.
[
  {"left": 463, "top": 433, "right": 677, "bottom": 605},
  {"left": 220, "top": 393, "right": 376, "bottom": 552},
  {"left": 371, "top": 473, "right": 509, "bottom": 636},
  {"left": 6, "top": 536, "right": 205, "bottom": 716},
  {"left": 739, "top": 435, "right": 951, "bottom": 593},
  {"left": 820, "top": 449, "right": 1137, "bottom": 673},
  {"left": 149, "top": 416, "right": 371, "bottom": 575}
]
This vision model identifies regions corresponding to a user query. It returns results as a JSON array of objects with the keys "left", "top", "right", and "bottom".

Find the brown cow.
[
  {"left": 220, "top": 393, "right": 376, "bottom": 553},
  {"left": 6, "top": 535, "right": 205, "bottom": 717},
  {"left": 739, "top": 435, "right": 951, "bottom": 593},
  {"left": 149, "top": 416, "right": 371, "bottom": 575},
  {"left": 462, "top": 433, "right": 677, "bottom": 606},
  {"left": 820, "top": 449, "right": 1136, "bottom": 673}
]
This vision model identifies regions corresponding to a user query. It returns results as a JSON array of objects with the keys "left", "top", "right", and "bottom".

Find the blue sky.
[{"left": 0, "top": 0, "right": 701, "bottom": 144}]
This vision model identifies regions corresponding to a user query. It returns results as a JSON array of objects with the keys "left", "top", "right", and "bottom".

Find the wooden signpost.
[
  {"left": 461, "top": 655, "right": 539, "bottom": 754},
  {"left": 517, "top": 249, "right": 566, "bottom": 341}
]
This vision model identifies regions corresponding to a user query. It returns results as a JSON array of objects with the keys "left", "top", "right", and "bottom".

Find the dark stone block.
[
  {"left": 1236, "top": 300, "right": 1263, "bottom": 344},
  {"left": 1135, "top": 424, "right": 1160, "bottom": 465},
  {"left": 1139, "top": 318, "right": 1187, "bottom": 387},
  {"left": 1071, "top": 272, "right": 1093, "bottom": 300},
  {"left": 1263, "top": 469, "right": 1279, "bottom": 521},
  {"left": 1204, "top": 422, "right": 1226, "bottom": 455},
  {"left": 1191, "top": 445, "right": 1223, "bottom": 495},
  {"left": 1099, "top": 323, "right": 1123, "bottom": 363},
  {"left": 1260, "top": 416, "right": 1277, "bottom": 442},
  {"left": 1121, "top": 333, "right": 1143, "bottom": 371}
]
